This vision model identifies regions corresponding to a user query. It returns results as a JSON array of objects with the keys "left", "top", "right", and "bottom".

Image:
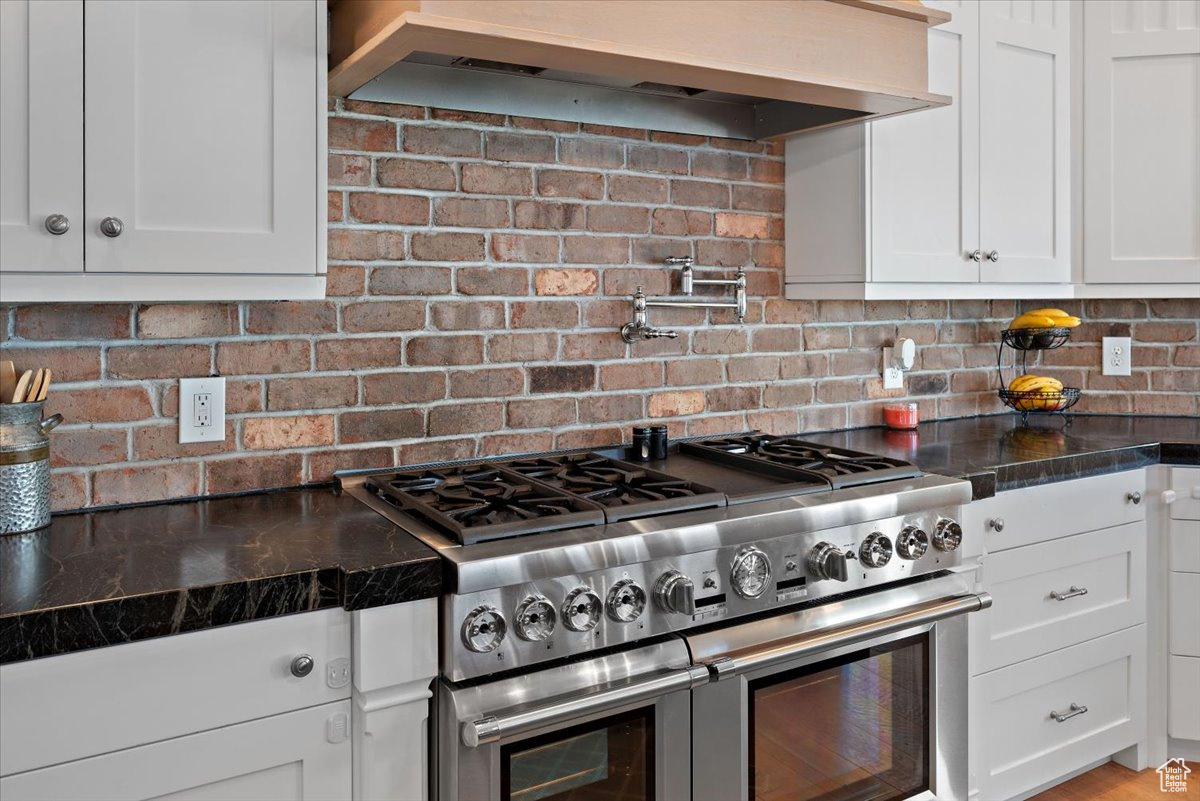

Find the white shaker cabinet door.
[
  {"left": 0, "top": 701, "right": 352, "bottom": 801},
  {"left": 1083, "top": 0, "right": 1200, "bottom": 284},
  {"left": 979, "top": 0, "right": 1072, "bottom": 284},
  {"left": 870, "top": 0, "right": 981, "bottom": 284},
  {"left": 82, "top": 0, "right": 321, "bottom": 276},
  {"left": 0, "top": 0, "right": 82, "bottom": 273}
]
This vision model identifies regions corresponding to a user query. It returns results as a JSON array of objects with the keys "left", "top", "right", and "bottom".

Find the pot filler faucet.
[{"left": 620, "top": 256, "right": 748, "bottom": 343}]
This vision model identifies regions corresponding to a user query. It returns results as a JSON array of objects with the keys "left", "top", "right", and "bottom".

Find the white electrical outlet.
[
  {"left": 179, "top": 377, "right": 226, "bottom": 443},
  {"left": 1102, "top": 336, "right": 1132, "bottom": 377}
]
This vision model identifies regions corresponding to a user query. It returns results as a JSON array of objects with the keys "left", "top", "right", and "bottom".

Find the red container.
[{"left": 883, "top": 402, "right": 920, "bottom": 430}]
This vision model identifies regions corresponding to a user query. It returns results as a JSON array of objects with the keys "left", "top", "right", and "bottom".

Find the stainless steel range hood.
[{"left": 328, "top": 0, "right": 952, "bottom": 140}]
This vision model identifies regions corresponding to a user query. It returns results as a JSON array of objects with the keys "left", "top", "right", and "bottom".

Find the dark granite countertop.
[
  {"left": 0, "top": 488, "right": 440, "bottom": 665},
  {"left": 804, "top": 413, "right": 1200, "bottom": 498},
  {"left": 3, "top": 414, "right": 1196, "bottom": 665}
]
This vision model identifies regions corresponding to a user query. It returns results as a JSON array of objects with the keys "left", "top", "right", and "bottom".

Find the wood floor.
[{"left": 1031, "top": 761, "right": 1198, "bottom": 801}]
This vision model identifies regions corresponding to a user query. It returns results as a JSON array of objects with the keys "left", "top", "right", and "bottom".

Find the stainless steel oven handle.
[
  {"left": 462, "top": 664, "right": 711, "bottom": 747},
  {"left": 704, "top": 592, "right": 992, "bottom": 681}
]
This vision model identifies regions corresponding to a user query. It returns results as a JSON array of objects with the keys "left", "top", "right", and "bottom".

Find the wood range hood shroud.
[{"left": 328, "top": 0, "right": 952, "bottom": 140}]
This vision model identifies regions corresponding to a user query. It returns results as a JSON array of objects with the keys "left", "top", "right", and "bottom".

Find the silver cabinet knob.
[
  {"left": 1126, "top": 491, "right": 1142, "bottom": 505},
  {"left": 44, "top": 214, "right": 70, "bottom": 235},
  {"left": 985, "top": 250, "right": 1000, "bottom": 262},
  {"left": 290, "top": 654, "right": 315, "bottom": 678},
  {"left": 989, "top": 518, "right": 1005, "bottom": 532},
  {"left": 99, "top": 216, "right": 124, "bottom": 238},
  {"left": 967, "top": 249, "right": 982, "bottom": 262}
]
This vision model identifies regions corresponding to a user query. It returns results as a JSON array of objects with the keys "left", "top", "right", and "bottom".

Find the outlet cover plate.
[
  {"left": 179, "top": 377, "right": 226, "bottom": 443},
  {"left": 1102, "top": 336, "right": 1132, "bottom": 377}
]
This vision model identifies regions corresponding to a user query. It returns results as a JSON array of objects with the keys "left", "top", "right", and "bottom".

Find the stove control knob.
[
  {"left": 606, "top": 579, "right": 647, "bottom": 623},
  {"left": 896, "top": 526, "right": 929, "bottom": 560},
  {"left": 654, "top": 570, "right": 695, "bottom": 615},
  {"left": 561, "top": 587, "right": 603, "bottom": 632},
  {"left": 859, "top": 533, "right": 894, "bottom": 568},
  {"left": 514, "top": 595, "right": 557, "bottom": 641},
  {"left": 461, "top": 605, "right": 507, "bottom": 653},
  {"left": 933, "top": 518, "right": 963, "bottom": 552},
  {"left": 808, "top": 542, "right": 849, "bottom": 582},
  {"left": 730, "top": 547, "right": 773, "bottom": 599}
]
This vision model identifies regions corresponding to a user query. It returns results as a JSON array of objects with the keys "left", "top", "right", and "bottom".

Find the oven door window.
[
  {"left": 749, "top": 634, "right": 929, "bottom": 801},
  {"left": 501, "top": 707, "right": 655, "bottom": 801}
]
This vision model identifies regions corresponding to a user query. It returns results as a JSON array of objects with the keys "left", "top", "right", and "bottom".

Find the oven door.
[
  {"left": 438, "top": 640, "right": 702, "bottom": 801},
  {"left": 687, "top": 573, "right": 991, "bottom": 801}
]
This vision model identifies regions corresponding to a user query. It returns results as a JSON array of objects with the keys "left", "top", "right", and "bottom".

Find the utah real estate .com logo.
[{"left": 1157, "top": 758, "right": 1191, "bottom": 793}]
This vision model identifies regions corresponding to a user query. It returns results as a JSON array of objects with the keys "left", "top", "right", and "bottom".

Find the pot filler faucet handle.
[{"left": 620, "top": 287, "right": 680, "bottom": 343}]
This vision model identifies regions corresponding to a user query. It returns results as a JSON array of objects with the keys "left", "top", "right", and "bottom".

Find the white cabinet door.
[
  {"left": 83, "top": 0, "right": 320, "bottom": 276},
  {"left": 0, "top": 700, "right": 351, "bottom": 801},
  {"left": 870, "top": 0, "right": 980, "bottom": 284},
  {"left": 1084, "top": 0, "right": 1200, "bottom": 284},
  {"left": 979, "top": 0, "right": 1072, "bottom": 283},
  {"left": 0, "top": 0, "right": 82, "bottom": 272}
]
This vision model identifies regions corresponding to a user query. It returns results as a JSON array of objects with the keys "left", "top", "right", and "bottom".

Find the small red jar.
[{"left": 883, "top": 402, "right": 920, "bottom": 430}]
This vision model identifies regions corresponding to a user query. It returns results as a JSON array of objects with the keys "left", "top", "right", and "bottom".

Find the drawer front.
[
  {"left": 974, "top": 626, "right": 1145, "bottom": 801},
  {"left": 0, "top": 608, "right": 351, "bottom": 777},
  {"left": 1170, "top": 518, "right": 1200, "bottom": 572},
  {"left": 972, "top": 522, "right": 1145, "bottom": 674},
  {"left": 1169, "top": 655, "right": 1200, "bottom": 740},
  {"left": 1170, "top": 572, "right": 1200, "bottom": 656},
  {"left": 1170, "top": 467, "right": 1200, "bottom": 521},
  {"left": 962, "top": 469, "right": 1146, "bottom": 554}
]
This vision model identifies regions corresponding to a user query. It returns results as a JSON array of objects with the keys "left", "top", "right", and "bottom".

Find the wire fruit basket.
[{"left": 996, "top": 325, "right": 1081, "bottom": 419}]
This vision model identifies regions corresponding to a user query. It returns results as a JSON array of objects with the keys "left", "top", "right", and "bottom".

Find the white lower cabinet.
[
  {"left": 0, "top": 700, "right": 352, "bottom": 801},
  {"left": 1167, "top": 467, "right": 1200, "bottom": 743},
  {"left": 965, "top": 469, "right": 1149, "bottom": 800},
  {"left": 974, "top": 626, "right": 1145, "bottom": 801}
]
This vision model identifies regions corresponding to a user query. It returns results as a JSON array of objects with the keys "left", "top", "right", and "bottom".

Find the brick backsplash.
[{"left": 2, "top": 101, "right": 1197, "bottom": 511}]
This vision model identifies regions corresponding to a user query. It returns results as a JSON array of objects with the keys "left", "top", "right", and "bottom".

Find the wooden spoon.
[
  {"left": 35, "top": 368, "right": 51, "bottom": 401},
  {"left": 25, "top": 369, "right": 45, "bottom": 403},
  {"left": 0, "top": 361, "right": 14, "bottom": 403},
  {"left": 11, "top": 370, "right": 32, "bottom": 404}
]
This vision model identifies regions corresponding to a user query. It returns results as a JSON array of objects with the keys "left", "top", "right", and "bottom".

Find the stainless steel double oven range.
[{"left": 340, "top": 435, "right": 992, "bottom": 801}]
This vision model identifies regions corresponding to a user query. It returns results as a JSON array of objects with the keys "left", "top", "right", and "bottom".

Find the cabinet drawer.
[
  {"left": 1170, "top": 572, "right": 1200, "bottom": 657},
  {"left": 1169, "top": 655, "right": 1200, "bottom": 740},
  {"left": 972, "top": 523, "right": 1145, "bottom": 674},
  {"left": 1170, "top": 468, "right": 1200, "bottom": 521},
  {"left": 0, "top": 699, "right": 351, "bottom": 801},
  {"left": 0, "top": 608, "right": 350, "bottom": 777},
  {"left": 1170, "top": 519, "right": 1200, "bottom": 572},
  {"left": 962, "top": 470, "right": 1145, "bottom": 554},
  {"left": 974, "top": 626, "right": 1145, "bottom": 801}
]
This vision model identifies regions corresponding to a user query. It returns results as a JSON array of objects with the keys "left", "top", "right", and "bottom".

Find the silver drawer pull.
[
  {"left": 1050, "top": 702, "right": 1088, "bottom": 723},
  {"left": 1049, "top": 585, "right": 1088, "bottom": 601}
]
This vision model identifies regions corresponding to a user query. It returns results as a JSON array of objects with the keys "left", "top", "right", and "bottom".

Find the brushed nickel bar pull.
[
  {"left": 462, "top": 664, "right": 710, "bottom": 747},
  {"left": 1050, "top": 702, "right": 1088, "bottom": 723},
  {"left": 1049, "top": 585, "right": 1088, "bottom": 601}
]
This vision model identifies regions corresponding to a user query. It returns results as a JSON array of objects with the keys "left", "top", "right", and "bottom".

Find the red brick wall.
[{"left": 2, "top": 101, "right": 1198, "bottom": 510}]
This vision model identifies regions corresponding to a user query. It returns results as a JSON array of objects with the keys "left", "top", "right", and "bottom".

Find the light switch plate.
[
  {"left": 178, "top": 377, "right": 226, "bottom": 443},
  {"left": 1102, "top": 337, "right": 1132, "bottom": 376}
]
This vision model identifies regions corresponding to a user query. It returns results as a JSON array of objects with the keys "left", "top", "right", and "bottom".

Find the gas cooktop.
[{"left": 355, "top": 434, "right": 925, "bottom": 546}]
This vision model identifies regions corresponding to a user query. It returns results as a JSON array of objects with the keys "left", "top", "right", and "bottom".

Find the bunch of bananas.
[
  {"left": 1007, "top": 374, "right": 1065, "bottom": 410},
  {"left": 1009, "top": 307, "right": 1081, "bottom": 330}
]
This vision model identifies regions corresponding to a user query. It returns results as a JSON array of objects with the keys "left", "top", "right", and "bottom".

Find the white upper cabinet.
[
  {"left": 1083, "top": 0, "right": 1200, "bottom": 286},
  {"left": 979, "top": 0, "right": 1071, "bottom": 283},
  {"left": 0, "top": 0, "right": 83, "bottom": 273},
  {"left": 0, "top": 0, "right": 326, "bottom": 302},
  {"left": 786, "top": 0, "right": 1075, "bottom": 299},
  {"left": 870, "top": 0, "right": 981, "bottom": 285}
]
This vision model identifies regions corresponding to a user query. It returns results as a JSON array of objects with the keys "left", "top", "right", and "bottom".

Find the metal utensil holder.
[
  {"left": 1, "top": 401, "right": 63, "bottom": 534},
  {"left": 620, "top": 256, "right": 748, "bottom": 342}
]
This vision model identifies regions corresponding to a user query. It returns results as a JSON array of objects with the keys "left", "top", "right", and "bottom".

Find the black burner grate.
[{"left": 682, "top": 435, "right": 921, "bottom": 489}]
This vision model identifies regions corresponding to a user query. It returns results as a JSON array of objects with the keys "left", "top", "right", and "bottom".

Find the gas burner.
[
  {"left": 505, "top": 454, "right": 725, "bottom": 521},
  {"left": 365, "top": 465, "right": 605, "bottom": 545}
]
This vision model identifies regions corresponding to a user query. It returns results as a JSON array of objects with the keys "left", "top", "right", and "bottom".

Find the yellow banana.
[
  {"left": 1009, "top": 314, "right": 1058, "bottom": 330},
  {"left": 1025, "top": 308, "right": 1070, "bottom": 318},
  {"left": 1054, "top": 316, "right": 1082, "bottom": 328}
]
